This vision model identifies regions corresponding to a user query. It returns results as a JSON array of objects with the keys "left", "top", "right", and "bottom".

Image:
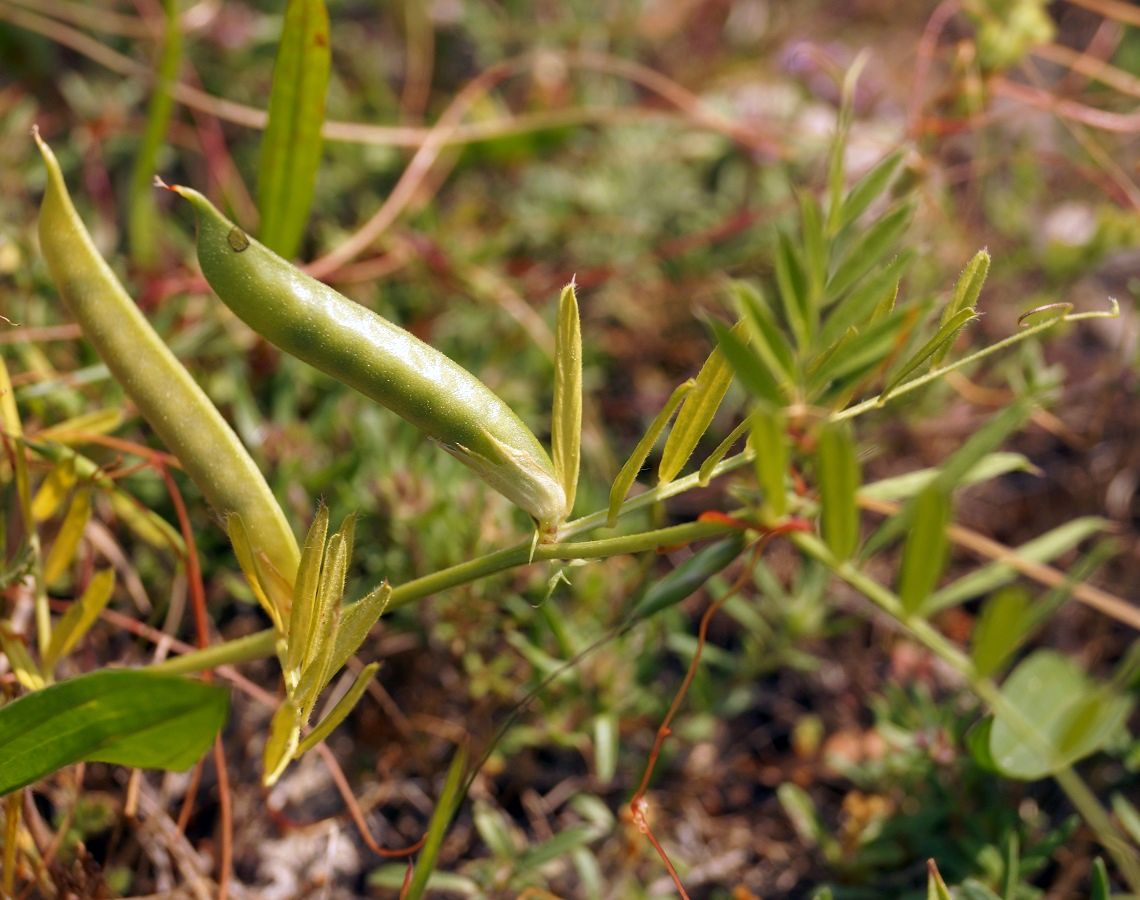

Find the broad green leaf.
[
  {"left": 835, "top": 149, "right": 905, "bottom": 235},
  {"left": 880, "top": 306, "right": 979, "bottom": 399},
  {"left": 925, "top": 516, "right": 1107, "bottom": 613},
  {"left": 731, "top": 281, "right": 795, "bottom": 389},
  {"left": 817, "top": 421, "right": 860, "bottom": 561},
  {"left": 551, "top": 283, "right": 582, "bottom": 515},
  {"left": 860, "top": 452, "right": 1036, "bottom": 503},
  {"left": 127, "top": 0, "right": 181, "bottom": 267},
  {"left": 630, "top": 536, "right": 744, "bottom": 621},
  {"left": 607, "top": 380, "right": 693, "bottom": 525},
  {"left": 0, "top": 669, "right": 229, "bottom": 794},
  {"left": 262, "top": 699, "right": 301, "bottom": 788},
  {"left": 257, "top": 0, "right": 331, "bottom": 258},
  {"left": 44, "top": 568, "right": 116, "bottom": 668},
  {"left": 931, "top": 249, "right": 990, "bottom": 366},
  {"left": 296, "top": 662, "right": 379, "bottom": 756},
  {"left": 659, "top": 321, "right": 745, "bottom": 484},
  {"left": 711, "top": 318, "right": 782, "bottom": 406},
  {"left": 406, "top": 743, "right": 469, "bottom": 900},
  {"left": 329, "top": 582, "right": 392, "bottom": 676},
  {"left": 698, "top": 418, "right": 750, "bottom": 486},
  {"left": 751, "top": 406, "right": 788, "bottom": 517},
  {"left": 828, "top": 203, "right": 913, "bottom": 300},
  {"left": 774, "top": 230, "right": 811, "bottom": 347},
  {"left": 989, "top": 650, "right": 1133, "bottom": 780},
  {"left": 970, "top": 586, "right": 1032, "bottom": 677},
  {"left": 286, "top": 503, "right": 330, "bottom": 683},
  {"left": 897, "top": 484, "right": 951, "bottom": 615},
  {"left": 31, "top": 456, "right": 77, "bottom": 522},
  {"left": 43, "top": 485, "right": 92, "bottom": 585}
]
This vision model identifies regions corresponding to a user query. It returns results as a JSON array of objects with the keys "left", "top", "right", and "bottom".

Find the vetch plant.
[{"left": 1, "top": 13, "right": 1137, "bottom": 896}]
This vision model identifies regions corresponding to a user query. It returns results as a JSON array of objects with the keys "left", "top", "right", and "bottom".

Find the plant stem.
[
  {"left": 387, "top": 519, "right": 733, "bottom": 610},
  {"left": 146, "top": 519, "right": 735, "bottom": 674},
  {"left": 147, "top": 630, "right": 278, "bottom": 675}
]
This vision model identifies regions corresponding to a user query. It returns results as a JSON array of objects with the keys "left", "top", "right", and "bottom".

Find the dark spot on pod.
[{"left": 227, "top": 227, "right": 250, "bottom": 253}]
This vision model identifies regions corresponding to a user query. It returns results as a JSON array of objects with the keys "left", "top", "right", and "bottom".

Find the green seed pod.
[
  {"left": 34, "top": 130, "right": 300, "bottom": 586},
  {"left": 171, "top": 186, "right": 567, "bottom": 534}
]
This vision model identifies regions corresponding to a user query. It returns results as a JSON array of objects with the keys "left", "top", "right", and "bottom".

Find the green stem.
[
  {"left": 147, "top": 629, "right": 278, "bottom": 675},
  {"left": 388, "top": 519, "right": 733, "bottom": 610},
  {"left": 146, "top": 519, "right": 735, "bottom": 674}
]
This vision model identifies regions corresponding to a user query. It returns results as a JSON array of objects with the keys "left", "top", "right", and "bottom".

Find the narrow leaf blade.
[
  {"left": 551, "top": 283, "right": 582, "bottom": 515},
  {"left": 43, "top": 485, "right": 92, "bottom": 585},
  {"left": 659, "top": 321, "right": 745, "bottom": 484},
  {"left": 257, "top": 0, "right": 331, "bottom": 258},
  {"left": 897, "top": 484, "right": 951, "bottom": 615},
  {"left": 607, "top": 380, "right": 693, "bottom": 525},
  {"left": 817, "top": 421, "right": 860, "bottom": 561},
  {"left": 296, "top": 662, "right": 380, "bottom": 756},
  {"left": 44, "top": 568, "right": 116, "bottom": 668}
]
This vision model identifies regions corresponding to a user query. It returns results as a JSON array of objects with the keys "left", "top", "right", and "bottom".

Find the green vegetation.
[{"left": 0, "top": 1, "right": 1137, "bottom": 897}]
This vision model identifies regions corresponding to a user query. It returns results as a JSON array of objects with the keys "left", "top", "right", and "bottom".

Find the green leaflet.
[
  {"left": 896, "top": 484, "right": 951, "bottom": 615},
  {"left": 931, "top": 249, "right": 989, "bottom": 366},
  {"left": 881, "top": 306, "right": 979, "bottom": 400},
  {"left": 816, "top": 421, "right": 860, "bottom": 561},
  {"left": 607, "top": 380, "right": 693, "bottom": 525},
  {"left": 925, "top": 516, "right": 1107, "bottom": 614},
  {"left": 0, "top": 670, "right": 229, "bottom": 795},
  {"left": 698, "top": 418, "right": 750, "bottom": 487},
  {"left": 828, "top": 203, "right": 913, "bottom": 300},
  {"left": 295, "top": 662, "right": 379, "bottom": 756},
  {"left": 659, "top": 321, "right": 745, "bottom": 484},
  {"left": 751, "top": 406, "right": 788, "bottom": 517},
  {"left": 629, "top": 536, "right": 744, "bottom": 621},
  {"left": 552, "top": 283, "right": 582, "bottom": 515},
  {"left": 711, "top": 318, "right": 782, "bottom": 407},
  {"left": 42, "top": 484, "right": 91, "bottom": 586},
  {"left": 43, "top": 568, "right": 116, "bottom": 668},
  {"left": 832, "top": 150, "right": 904, "bottom": 236},
  {"left": 970, "top": 587, "right": 1032, "bottom": 677},
  {"left": 774, "top": 229, "right": 811, "bottom": 348},
  {"left": 257, "top": 0, "right": 331, "bottom": 258}
]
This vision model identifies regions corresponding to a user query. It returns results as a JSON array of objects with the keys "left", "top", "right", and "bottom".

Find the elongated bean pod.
[
  {"left": 171, "top": 186, "right": 567, "bottom": 534},
  {"left": 34, "top": 130, "right": 301, "bottom": 585}
]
